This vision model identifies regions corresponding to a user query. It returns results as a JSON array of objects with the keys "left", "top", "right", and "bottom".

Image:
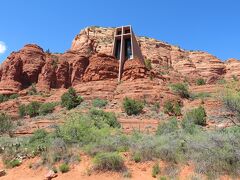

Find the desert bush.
[
  {"left": 0, "top": 112, "right": 13, "bottom": 135},
  {"left": 152, "top": 102, "right": 160, "bottom": 112},
  {"left": 27, "top": 83, "right": 38, "bottom": 95},
  {"left": 156, "top": 117, "right": 178, "bottom": 135},
  {"left": 89, "top": 109, "right": 120, "bottom": 128},
  {"left": 26, "top": 129, "right": 50, "bottom": 155},
  {"left": 9, "top": 94, "right": 19, "bottom": 99},
  {"left": 144, "top": 59, "right": 152, "bottom": 70},
  {"left": 123, "top": 97, "right": 144, "bottom": 115},
  {"left": 190, "top": 92, "right": 211, "bottom": 100},
  {"left": 222, "top": 90, "right": 240, "bottom": 119},
  {"left": 217, "top": 78, "right": 227, "bottom": 84},
  {"left": 6, "top": 159, "right": 21, "bottom": 168},
  {"left": 183, "top": 106, "right": 206, "bottom": 126},
  {"left": 84, "top": 133, "right": 129, "bottom": 156},
  {"left": 195, "top": 78, "right": 206, "bottom": 85},
  {"left": 186, "top": 130, "right": 240, "bottom": 177},
  {"left": 232, "top": 75, "right": 238, "bottom": 81},
  {"left": 39, "top": 102, "right": 56, "bottom": 116},
  {"left": 132, "top": 152, "right": 142, "bottom": 163},
  {"left": 163, "top": 101, "right": 181, "bottom": 116},
  {"left": 58, "top": 113, "right": 112, "bottom": 145},
  {"left": 59, "top": 163, "right": 70, "bottom": 173},
  {"left": 152, "top": 163, "right": 160, "bottom": 178},
  {"left": 122, "top": 170, "right": 132, "bottom": 178},
  {"left": 0, "top": 94, "right": 8, "bottom": 103},
  {"left": 0, "top": 94, "right": 19, "bottom": 103},
  {"left": 18, "top": 104, "right": 26, "bottom": 117},
  {"left": 26, "top": 101, "right": 41, "bottom": 117},
  {"left": 93, "top": 152, "right": 124, "bottom": 171},
  {"left": 92, "top": 98, "right": 108, "bottom": 108},
  {"left": 170, "top": 83, "right": 190, "bottom": 98},
  {"left": 61, "top": 87, "right": 83, "bottom": 110}
]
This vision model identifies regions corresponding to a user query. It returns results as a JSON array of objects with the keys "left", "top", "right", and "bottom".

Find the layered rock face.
[
  {"left": 71, "top": 26, "right": 234, "bottom": 83},
  {"left": 0, "top": 26, "right": 240, "bottom": 96},
  {"left": 224, "top": 58, "right": 240, "bottom": 80}
]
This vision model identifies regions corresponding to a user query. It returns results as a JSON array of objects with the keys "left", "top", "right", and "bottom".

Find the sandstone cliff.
[{"left": 0, "top": 26, "right": 239, "bottom": 95}]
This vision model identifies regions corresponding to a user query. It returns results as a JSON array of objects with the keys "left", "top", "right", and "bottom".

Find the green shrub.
[
  {"left": 94, "top": 152, "right": 124, "bottom": 171},
  {"left": 0, "top": 112, "right": 13, "bottom": 135},
  {"left": 152, "top": 163, "right": 160, "bottom": 178},
  {"left": 152, "top": 102, "right": 160, "bottom": 112},
  {"left": 27, "top": 129, "right": 50, "bottom": 155},
  {"left": 58, "top": 113, "right": 112, "bottom": 145},
  {"left": 61, "top": 87, "right": 83, "bottom": 110},
  {"left": 59, "top": 163, "right": 70, "bottom": 173},
  {"left": 144, "top": 59, "right": 152, "bottom": 70},
  {"left": 222, "top": 90, "right": 240, "bottom": 115},
  {"left": 156, "top": 117, "right": 178, "bottom": 135},
  {"left": 190, "top": 92, "right": 211, "bottom": 100},
  {"left": 84, "top": 133, "right": 129, "bottom": 156},
  {"left": 27, "top": 83, "right": 38, "bottom": 95},
  {"left": 170, "top": 83, "right": 190, "bottom": 98},
  {"left": 183, "top": 106, "right": 206, "bottom": 126},
  {"left": 0, "top": 94, "right": 8, "bottom": 103},
  {"left": 39, "top": 102, "right": 56, "bottom": 115},
  {"left": 26, "top": 101, "right": 41, "bottom": 117},
  {"left": 122, "top": 170, "right": 132, "bottom": 178},
  {"left": 196, "top": 78, "right": 206, "bottom": 85},
  {"left": 159, "top": 176, "right": 167, "bottom": 180},
  {"left": 92, "top": 98, "right": 108, "bottom": 108},
  {"left": 163, "top": 101, "right": 181, "bottom": 116},
  {"left": 232, "top": 75, "right": 238, "bottom": 81},
  {"left": 89, "top": 109, "right": 120, "bottom": 128},
  {"left": 123, "top": 97, "right": 144, "bottom": 115},
  {"left": 6, "top": 159, "right": 21, "bottom": 168},
  {"left": 133, "top": 152, "right": 141, "bottom": 163},
  {"left": 18, "top": 104, "right": 26, "bottom": 117},
  {"left": 217, "top": 78, "right": 227, "bottom": 84},
  {"left": 9, "top": 94, "right": 19, "bottom": 99},
  {"left": 0, "top": 94, "right": 19, "bottom": 103}
]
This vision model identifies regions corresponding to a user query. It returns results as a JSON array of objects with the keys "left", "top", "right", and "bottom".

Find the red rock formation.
[
  {"left": 121, "top": 58, "right": 148, "bottom": 81},
  {"left": 82, "top": 53, "right": 119, "bottom": 81},
  {"left": 224, "top": 58, "right": 240, "bottom": 81},
  {"left": 1, "top": 26, "right": 240, "bottom": 97}
]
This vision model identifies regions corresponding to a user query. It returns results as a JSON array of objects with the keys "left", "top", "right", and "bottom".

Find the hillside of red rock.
[{"left": 1, "top": 26, "right": 239, "bottom": 97}]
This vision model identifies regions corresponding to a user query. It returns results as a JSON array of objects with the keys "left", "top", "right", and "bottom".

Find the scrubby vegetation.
[
  {"left": 59, "top": 163, "right": 70, "bottom": 173},
  {"left": 163, "top": 101, "right": 181, "bottom": 116},
  {"left": 170, "top": 83, "right": 190, "bottom": 98},
  {"left": 1, "top": 98, "right": 239, "bottom": 178},
  {"left": 92, "top": 98, "right": 108, "bottom": 108},
  {"left": 190, "top": 92, "right": 211, "bottom": 100},
  {"left": 123, "top": 97, "right": 144, "bottom": 115},
  {"left": 27, "top": 83, "right": 38, "bottom": 95},
  {"left": 152, "top": 163, "right": 160, "bottom": 178},
  {"left": 0, "top": 93, "right": 19, "bottom": 103},
  {"left": 195, "top": 78, "right": 206, "bottom": 85},
  {"left": 93, "top": 152, "right": 124, "bottom": 171},
  {"left": 183, "top": 106, "right": 206, "bottom": 126},
  {"left": 61, "top": 87, "right": 83, "bottom": 110},
  {"left": 144, "top": 59, "right": 152, "bottom": 70},
  {"left": 18, "top": 102, "right": 57, "bottom": 117},
  {"left": 0, "top": 112, "right": 13, "bottom": 135}
]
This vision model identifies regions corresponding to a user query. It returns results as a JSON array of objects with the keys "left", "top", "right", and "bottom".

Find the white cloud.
[{"left": 0, "top": 41, "right": 7, "bottom": 54}]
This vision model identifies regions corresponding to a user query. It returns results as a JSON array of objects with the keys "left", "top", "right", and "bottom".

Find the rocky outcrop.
[
  {"left": 82, "top": 53, "right": 119, "bottom": 82},
  {"left": 71, "top": 26, "right": 233, "bottom": 84},
  {"left": 0, "top": 44, "right": 45, "bottom": 94},
  {"left": 224, "top": 58, "right": 240, "bottom": 80},
  {"left": 1, "top": 26, "right": 240, "bottom": 95},
  {"left": 121, "top": 58, "right": 148, "bottom": 81}
]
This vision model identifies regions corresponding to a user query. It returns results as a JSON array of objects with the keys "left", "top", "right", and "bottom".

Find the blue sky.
[{"left": 0, "top": 0, "right": 240, "bottom": 63}]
